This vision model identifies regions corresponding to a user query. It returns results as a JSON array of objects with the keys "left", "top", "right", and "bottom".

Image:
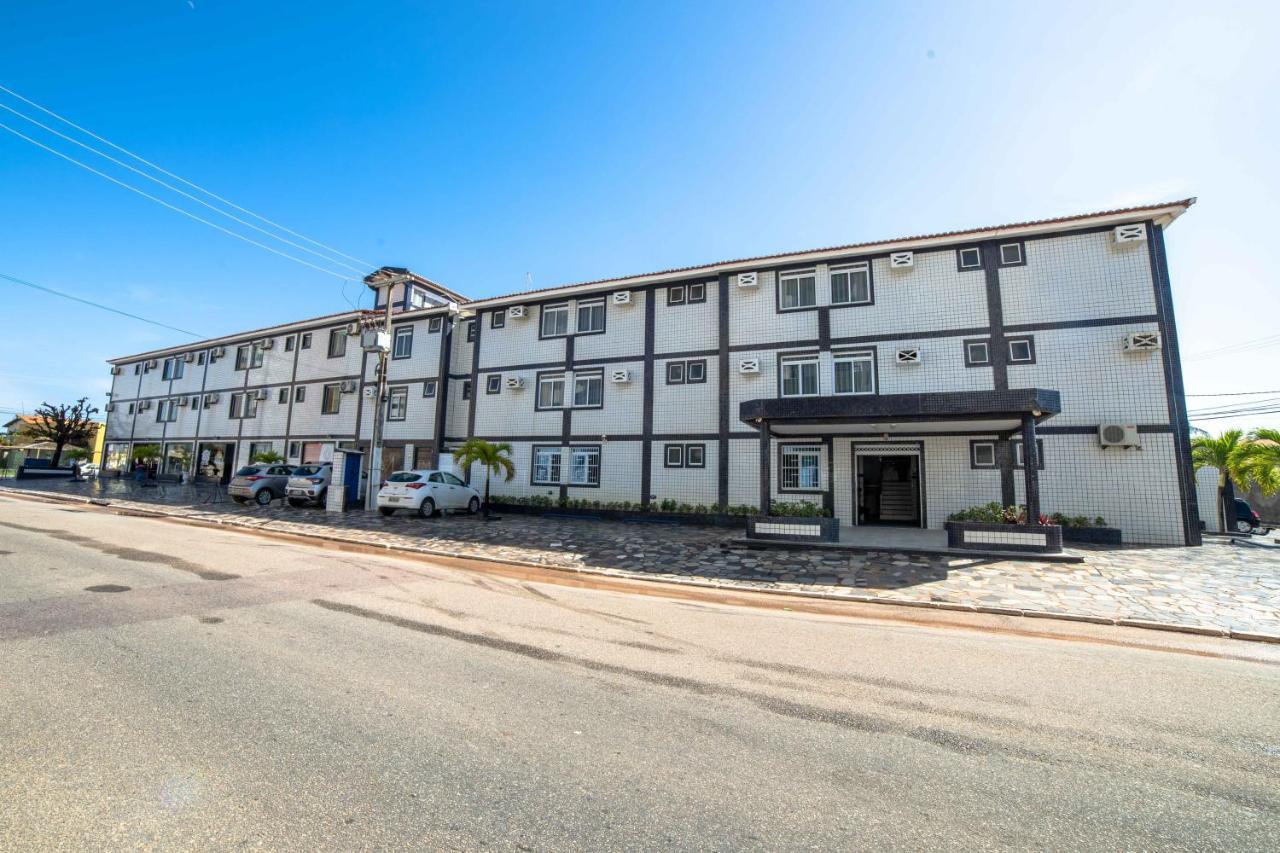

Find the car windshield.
[
  {"left": 388, "top": 472, "right": 421, "bottom": 483},
  {"left": 294, "top": 466, "right": 325, "bottom": 476},
  {"left": 235, "top": 466, "right": 263, "bottom": 476}
]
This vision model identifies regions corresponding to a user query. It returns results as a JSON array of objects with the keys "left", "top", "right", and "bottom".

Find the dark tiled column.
[
  {"left": 1021, "top": 414, "right": 1041, "bottom": 522},
  {"left": 758, "top": 421, "right": 771, "bottom": 515}
]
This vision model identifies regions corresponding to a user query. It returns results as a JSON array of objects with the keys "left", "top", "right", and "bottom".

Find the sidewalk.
[{"left": 3, "top": 477, "right": 1278, "bottom": 641}]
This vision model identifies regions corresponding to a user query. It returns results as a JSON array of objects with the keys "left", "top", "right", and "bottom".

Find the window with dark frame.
[
  {"left": 833, "top": 351, "right": 875, "bottom": 395},
  {"left": 568, "top": 447, "right": 600, "bottom": 486},
  {"left": 491, "top": 310, "right": 506, "bottom": 329},
  {"left": 423, "top": 380, "right": 437, "bottom": 398},
  {"left": 278, "top": 388, "right": 288, "bottom": 404},
  {"left": 197, "top": 352, "right": 206, "bottom": 365},
  {"left": 1008, "top": 337, "right": 1035, "bottom": 363},
  {"left": 537, "top": 374, "right": 566, "bottom": 408},
  {"left": 685, "top": 360, "right": 706, "bottom": 383},
  {"left": 284, "top": 335, "right": 296, "bottom": 352},
  {"left": 780, "top": 445, "right": 821, "bottom": 490},
  {"left": 666, "top": 361, "right": 685, "bottom": 384},
  {"left": 540, "top": 304, "right": 569, "bottom": 337},
  {"left": 576, "top": 299, "right": 605, "bottom": 333},
  {"left": 830, "top": 262, "right": 872, "bottom": 306},
  {"left": 781, "top": 357, "right": 820, "bottom": 396},
  {"left": 664, "top": 444, "right": 683, "bottom": 467},
  {"left": 465, "top": 321, "right": 476, "bottom": 342},
  {"left": 428, "top": 317, "right": 443, "bottom": 333},
  {"left": 387, "top": 386, "right": 408, "bottom": 421},
  {"left": 486, "top": 374, "right": 502, "bottom": 394},
  {"left": 999, "top": 242, "right": 1024, "bottom": 266},
  {"left": 462, "top": 380, "right": 472, "bottom": 401},
  {"left": 687, "top": 282, "right": 706, "bottom": 303},
  {"left": 533, "top": 447, "right": 561, "bottom": 484},
  {"left": 321, "top": 383, "right": 341, "bottom": 414},
  {"left": 958, "top": 247, "right": 983, "bottom": 269},
  {"left": 965, "top": 340, "right": 992, "bottom": 367},
  {"left": 779, "top": 270, "right": 817, "bottom": 310},
  {"left": 393, "top": 326, "right": 413, "bottom": 359},
  {"left": 572, "top": 372, "right": 603, "bottom": 407},
  {"left": 685, "top": 444, "right": 705, "bottom": 468},
  {"left": 970, "top": 441, "right": 997, "bottom": 469},
  {"left": 667, "top": 285, "right": 686, "bottom": 306},
  {"left": 327, "top": 329, "right": 346, "bottom": 358},
  {"left": 294, "top": 386, "right": 305, "bottom": 403},
  {"left": 300, "top": 332, "right": 312, "bottom": 349}
]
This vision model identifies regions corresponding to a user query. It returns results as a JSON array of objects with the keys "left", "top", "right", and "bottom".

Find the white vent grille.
[
  {"left": 896, "top": 348, "right": 921, "bottom": 364},
  {"left": 611, "top": 291, "right": 632, "bottom": 305},
  {"left": 610, "top": 369, "right": 631, "bottom": 383},
  {"left": 736, "top": 272, "right": 758, "bottom": 288},
  {"left": 1098, "top": 424, "right": 1140, "bottom": 448},
  {"left": 889, "top": 251, "right": 914, "bottom": 268},
  {"left": 505, "top": 376, "right": 525, "bottom": 389},
  {"left": 738, "top": 358, "right": 760, "bottom": 374},
  {"left": 1123, "top": 331, "right": 1161, "bottom": 352},
  {"left": 255, "top": 389, "right": 269, "bottom": 400},
  {"left": 1114, "top": 223, "right": 1147, "bottom": 244},
  {"left": 508, "top": 305, "right": 527, "bottom": 318},
  {"left": 362, "top": 386, "right": 377, "bottom": 399}
]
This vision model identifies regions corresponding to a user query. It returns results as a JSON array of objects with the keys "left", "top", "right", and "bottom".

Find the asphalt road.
[{"left": 2, "top": 495, "right": 1278, "bottom": 851}]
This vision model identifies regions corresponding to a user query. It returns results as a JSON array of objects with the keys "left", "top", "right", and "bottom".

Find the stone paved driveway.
[{"left": 3, "top": 477, "right": 1278, "bottom": 639}]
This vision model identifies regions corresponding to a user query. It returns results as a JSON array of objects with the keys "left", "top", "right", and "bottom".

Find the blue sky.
[{"left": 1, "top": 1, "right": 1277, "bottom": 431}]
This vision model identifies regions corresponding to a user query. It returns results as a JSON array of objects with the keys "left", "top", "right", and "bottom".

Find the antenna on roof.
[{"left": 526, "top": 272, "right": 533, "bottom": 289}]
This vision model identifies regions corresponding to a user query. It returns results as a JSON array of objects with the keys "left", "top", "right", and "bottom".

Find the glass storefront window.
[
  {"left": 164, "top": 442, "right": 194, "bottom": 476},
  {"left": 198, "top": 443, "right": 227, "bottom": 480},
  {"left": 104, "top": 443, "right": 130, "bottom": 471}
]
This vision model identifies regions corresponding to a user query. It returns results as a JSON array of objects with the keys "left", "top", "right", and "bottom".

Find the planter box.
[
  {"left": 488, "top": 501, "right": 748, "bottom": 529},
  {"left": 747, "top": 515, "right": 841, "bottom": 543},
  {"left": 16, "top": 466, "right": 77, "bottom": 480},
  {"left": 944, "top": 521, "right": 1063, "bottom": 554},
  {"left": 1062, "top": 526, "right": 1121, "bottom": 546}
]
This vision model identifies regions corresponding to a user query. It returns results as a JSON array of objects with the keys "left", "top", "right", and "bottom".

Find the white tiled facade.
[{"left": 103, "top": 205, "right": 1201, "bottom": 545}]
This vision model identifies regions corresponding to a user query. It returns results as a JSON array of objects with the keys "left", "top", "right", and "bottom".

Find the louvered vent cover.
[
  {"left": 896, "top": 348, "right": 921, "bottom": 363},
  {"left": 738, "top": 358, "right": 760, "bottom": 373},
  {"left": 1114, "top": 223, "right": 1147, "bottom": 243},
  {"left": 889, "top": 251, "right": 914, "bottom": 268}
]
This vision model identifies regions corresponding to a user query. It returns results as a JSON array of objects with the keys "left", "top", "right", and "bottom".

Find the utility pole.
[{"left": 364, "top": 273, "right": 411, "bottom": 513}]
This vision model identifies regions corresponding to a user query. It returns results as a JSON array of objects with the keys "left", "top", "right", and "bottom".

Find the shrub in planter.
[{"left": 768, "top": 500, "right": 831, "bottom": 518}]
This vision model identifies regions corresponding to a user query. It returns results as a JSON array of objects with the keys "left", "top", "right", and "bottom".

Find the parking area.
[{"left": 3, "top": 476, "right": 1278, "bottom": 639}]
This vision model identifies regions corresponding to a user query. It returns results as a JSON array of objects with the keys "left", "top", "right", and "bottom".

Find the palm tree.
[
  {"left": 1235, "top": 428, "right": 1280, "bottom": 497},
  {"left": 1190, "top": 429, "right": 1246, "bottom": 532},
  {"left": 453, "top": 439, "right": 515, "bottom": 519}
]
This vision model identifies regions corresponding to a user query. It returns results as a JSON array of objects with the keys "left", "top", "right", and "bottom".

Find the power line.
[
  {"left": 0, "top": 101, "right": 368, "bottom": 276},
  {"left": 0, "top": 271, "right": 203, "bottom": 337},
  {"left": 1185, "top": 390, "right": 1280, "bottom": 397},
  {"left": 0, "top": 82, "right": 374, "bottom": 269},
  {"left": 1187, "top": 333, "right": 1280, "bottom": 361},
  {"left": 0, "top": 120, "right": 357, "bottom": 281},
  {"left": 1190, "top": 408, "right": 1280, "bottom": 421}
]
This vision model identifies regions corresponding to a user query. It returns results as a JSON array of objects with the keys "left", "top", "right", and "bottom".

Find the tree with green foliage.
[
  {"left": 131, "top": 444, "right": 162, "bottom": 464},
  {"left": 452, "top": 438, "right": 515, "bottom": 519},
  {"left": 1190, "top": 429, "right": 1248, "bottom": 532},
  {"left": 1234, "top": 428, "right": 1280, "bottom": 497}
]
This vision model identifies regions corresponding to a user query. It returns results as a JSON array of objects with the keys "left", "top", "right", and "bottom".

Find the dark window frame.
[
  {"left": 284, "top": 335, "right": 296, "bottom": 352},
  {"left": 571, "top": 370, "right": 605, "bottom": 409},
  {"left": 685, "top": 443, "right": 706, "bottom": 468},
  {"left": 969, "top": 440, "right": 998, "bottom": 469},
  {"left": 777, "top": 267, "right": 819, "bottom": 312},
  {"left": 300, "top": 332, "right": 312, "bottom": 349},
  {"left": 574, "top": 298, "right": 606, "bottom": 335},
  {"left": 832, "top": 347, "right": 877, "bottom": 396},
  {"left": 535, "top": 371, "right": 567, "bottom": 410},
  {"left": 486, "top": 374, "right": 502, "bottom": 394},
  {"left": 321, "top": 383, "right": 341, "bottom": 415},
  {"left": 294, "top": 386, "right": 306, "bottom": 403},
  {"left": 392, "top": 325, "right": 414, "bottom": 360},
  {"left": 327, "top": 329, "right": 346, "bottom": 359},
  {"left": 666, "top": 285, "right": 686, "bottom": 306},
  {"left": 777, "top": 442, "right": 824, "bottom": 494},
  {"left": 277, "top": 387, "right": 289, "bottom": 404},
  {"left": 428, "top": 316, "right": 443, "bottom": 333},
  {"left": 963, "top": 338, "right": 992, "bottom": 367},
  {"left": 687, "top": 282, "right": 707, "bottom": 304},
  {"left": 666, "top": 361, "right": 685, "bottom": 385},
  {"left": 461, "top": 380, "right": 472, "bottom": 401},
  {"left": 490, "top": 310, "right": 506, "bottom": 329},
  {"left": 423, "top": 379, "right": 438, "bottom": 398},
  {"left": 998, "top": 240, "right": 1027, "bottom": 268},
  {"left": 387, "top": 386, "right": 408, "bottom": 422},
  {"left": 664, "top": 444, "right": 684, "bottom": 468},
  {"left": 531, "top": 444, "right": 563, "bottom": 485},
  {"left": 957, "top": 246, "right": 983, "bottom": 271},
  {"left": 1007, "top": 336, "right": 1037, "bottom": 365},
  {"left": 465, "top": 321, "right": 477, "bottom": 343},
  {"left": 566, "top": 444, "right": 602, "bottom": 488},
  {"left": 829, "top": 261, "right": 874, "bottom": 308},
  {"left": 538, "top": 303, "right": 570, "bottom": 339}
]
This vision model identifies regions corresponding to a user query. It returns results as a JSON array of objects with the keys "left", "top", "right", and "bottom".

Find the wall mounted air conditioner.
[
  {"left": 340, "top": 380, "right": 358, "bottom": 393},
  {"left": 260, "top": 338, "right": 275, "bottom": 350},
  {"left": 505, "top": 376, "right": 525, "bottom": 390},
  {"left": 889, "top": 251, "right": 914, "bottom": 269},
  {"left": 183, "top": 352, "right": 195, "bottom": 363},
  {"left": 346, "top": 322, "right": 362, "bottom": 336},
  {"left": 738, "top": 358, "right": 760, "bottom": 374},
  {"left": 1123, "top": 331, "right": 1161, "bottom": 352},
  {"left": 137, "top": 400, "right": 151, "bottom": 411},
  {"left": 177, "top": 396, "right": 189, "bottom": 407},
  {"left": 146, "top": 359, "right": 158, "bottom": 369},
  {"left": 736, "top": 272, "right": 758, "bottom": 288},
  {"left": 211, "top": 346, "right": 226, "bottom": 359},
  {"left": 508, "top": 305, "right": 527, "bottom": 319},
  {"left": 610, "top": 369, "right": 631, "bottom": 383},
  {"left": 204, "top": 393, "right": 220, "bottom": 404},
  {"left": 110, "top": 366, "right": 122, "bottom": 375},
  {"left": 612, "top": 291, "right": 632, "bottom": 305},
  {"left": 105, "top": 402, "right": 116, "bottom": 412},
  {"left": 255, "top": 389, "right": 269, "bottom": 400},
  {"left": 1114, "top": 223, "right": 1147, "bottom": 244},
  {"left": 1098, "top": 424, "right": 1140, "bottom": 449},
  {"left": 896, "top": 348, "right": 921, "bottom": 364}
]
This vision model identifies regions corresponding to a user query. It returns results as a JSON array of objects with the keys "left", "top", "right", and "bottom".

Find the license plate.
[{"left": 385, "top": 496, "right": 401, "bottom": 502}]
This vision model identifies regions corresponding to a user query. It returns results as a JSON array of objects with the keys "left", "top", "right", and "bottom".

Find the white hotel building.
[{"left": 104, "top": 200, "right": 1201, "bottom": 546}]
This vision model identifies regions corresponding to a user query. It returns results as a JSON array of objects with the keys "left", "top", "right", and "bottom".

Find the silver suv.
[
  {"left": 286, "top": 463, "right": 333, "bottom": 507},
  {"left": 228, "top": 464, "right": 296, "bottom": 505}
]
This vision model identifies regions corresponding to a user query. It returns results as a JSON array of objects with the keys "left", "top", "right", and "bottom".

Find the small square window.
[
  {"left": 970, "top": 441, "right": 997, "bottom": 469},
  {"left": 300, "top": 333, "right": 312, "bottom": 349},
  {"left": 687, "top": 283, "right": 706, "bottom": 303},
  {"left": 958, "top": 247, "right": 982, "bottom": 270},
  {"left": 686, "top": 360, "right": 706, "bottom": 383},
  {"left": 685, "top": 444, "right": 705, "bottom": 467},
  {"left": 197, "top": 352, "right": 206, "bottom": 365},
  {"left": 278, "top": 387, "right": 289, "bottom": 404},
  {"left": 294, "top": 386, "right": 306, "bottom": 403},
  {"left": 462, "top": 380, "right": 472, "bottom": 401},
  {"left": 666, "top": 362, "right": 685, "bottom": 384},
  {"left": 491, "top": 311, "right": 506, "bottom": 329},
  {"left": 664, "top": 444, "right": 683, "bottom": 467},
  {"left": 1008, "top": 338, "right": 1035, "bottom": 363},
  {"left": 466, "top": 322, "right": 477, "bottom": 343},
  {"left": 999, "top": 243, "right": 1023, "bottom": 266},
  {"left": 134, "top": 364, "right": 141, "bottom": 375},
  {"left": 428, "top": 317, "right": 443, "bottom": 333},
  {"left": 284, "top": 336, "right": 296, "bottom": 352},
  {"left": 486, "top": 374, "right": 502, "bottom": 394},
  {"left": 667, "top": 285, "right": 686, "bottom": 306},
  {"left": 127, "top": 402, "right": 135, "bottom": 414},
  {"left": 423, "top": 380, "right": 437, "bottom": 398},
  {"left": 965, "top": 340, "right": 991, "bottom": 367}
]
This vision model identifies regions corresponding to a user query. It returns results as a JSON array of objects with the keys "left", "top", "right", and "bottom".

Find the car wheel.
[
  {"left": 255, "top": 490, "right": 274, "bottom": 506},
  {"left": 288, "top": 498, "right": 306, "bottom": 508},
  {"left": 316, "top": 489, "right": 327, "bottom": 506},
  {"left": 1235, "top": 519, "right": 1254, "bottom": 534},
  {"left": 378, "top": 507, "right": 395, "bottom": 517},
  {"left": 467, "top": 496, "right": 481, "bottom": 514},
  {"left": 231, "top": 496, "right": 247, "bottom": 505},
  {"left": 417, "top": 497, "right": 436, "bottom": 519}
]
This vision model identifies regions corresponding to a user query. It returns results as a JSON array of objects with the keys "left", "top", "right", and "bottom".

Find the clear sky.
[{"left": 1, "top": 1, "right": 1277, "bottom": 432}]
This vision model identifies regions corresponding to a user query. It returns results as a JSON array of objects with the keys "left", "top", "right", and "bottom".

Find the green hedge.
[{"left": 948, "top": 502, "right": 1106, "bottom": 527}]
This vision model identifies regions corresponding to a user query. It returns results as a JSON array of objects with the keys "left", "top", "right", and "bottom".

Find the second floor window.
[
  {"left": 387, "top": 386, "right": 408, "bottom": 421},
  {"left": 781, "top": 357, "right": 819, "bottom": 397},
  {"left": 538, "top": 374, "right": 565, "bottom": 408},
  {"left": 541, "top": 304, "right": 569, "bottom": 337},
  {"left": 573, "top": 372, "right": 603, "bottom": 407},
  {"left": 235, "top": 344, "right": 264, "bottom": 370},
  {"left": 779, "top": 269, "right": 817, "bottom": 310},
  {"left": 833, "top": 352, "right": 875, "bottom": 395},
  {"left": 393, "top": 326, "right": 413, "bottom": 359},
  {"left": 155, "top": 399, "right": 179, "bottom": 422},
  {"left": 161, "top": 358, "right": 184, "bottom": 380},
  {"left": 327, "top": 329, "right": 346, "bottom": 359},
  {"left": 321, "top": 383, "right": 341, "bottom": 414},
  {"left": 576, "top": 300, "right": 605, "bottom": 333},
  {"left": 229, "top": 393, "right": 259, "bottom": 419},
  {"left": 830, "top": 262, "right": 871, "bottom": 305}
]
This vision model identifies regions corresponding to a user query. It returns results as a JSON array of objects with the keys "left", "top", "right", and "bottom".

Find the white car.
[{"left": 376, "top": 469, "right": 481, "bottom": 518}]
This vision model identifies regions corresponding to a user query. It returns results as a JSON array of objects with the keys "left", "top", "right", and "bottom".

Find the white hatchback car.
[{"left": 376, "top": 469, "right": 482, "bottom": 518}]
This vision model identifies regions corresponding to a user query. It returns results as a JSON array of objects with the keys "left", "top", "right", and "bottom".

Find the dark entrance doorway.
[
  {"left": 197, "top": 442, "right": 237, "bottom": 484},
  {"left": 856, "top": 454, "right": 921, "bottom": 527}
]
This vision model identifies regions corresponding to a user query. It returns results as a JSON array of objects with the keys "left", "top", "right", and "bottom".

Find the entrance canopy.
[{"left": 739, "top": 388, "right": 1061, "bottom": 436}]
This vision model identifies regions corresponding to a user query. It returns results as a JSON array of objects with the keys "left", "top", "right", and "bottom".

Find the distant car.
[
  {"left": 228, "top": 464, "right": 296, "bottom": 505},
  {"left": 285, "top": 463, "right": 332, "bottom": 507},
  {"left": 1233, "top": 498, "right": 1270, "bottom": 535},
  {"left": 376, "top": 469, "right": 481, "bottom": 518},
  {"left": 78, "top": 463, "right": 100, "bottom": 477}
]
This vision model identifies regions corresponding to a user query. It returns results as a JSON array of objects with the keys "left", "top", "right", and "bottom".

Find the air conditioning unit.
[
  {"left": 260, "top": 338, "right": 275, "bottom": 350},
  {"left": 1114, "top": 223, "right": 1147, "bottom": 244},
  {"left": 362, "top": 386, "right": 377, "bottom": 399},
  {"left": 137, "top": 400, "right": 151, "bottom": 411},
  {"left": 1098, "top": 424, "right": 1140, "bottom": 449},
  {"left": 211, "top": 346, "right": 226, "bottom": 359},
  {"left": 204, "top": 393, "right": 220, "bottom": 404},
  {"left": 1123, "top": 331, "right": 1161, "bottom": 352},
  {"left": 346, "top": 322, "right": 362, "bottom": 336},
  {"left": 612, "top": 291, "right": 632, "bottom": 305},
  {"left": 505, "top": 376, "right": 525, "bottom": 390},
  {"left": 508, "top": 305, "right": 527, "bottom": 319},
  {"left": 183, "top": 352, "right": 195, "bottom": 363},
  {"left": 738, "top": 358, "right": 760, "bottom": 374},
  {"left": 105, "top": 402, "right": 116, "bottom": 412},
  {"left": 896, "top": 348, "right": 921, "bottom": 364},
  {"left": 340, "top": 380, "right": 358, "bottom": 393},
  {"left": 146, "top": 359, "right": 158, "bottom": 369},
  {"left": 736, "top": 272, "right": 758, "bottom": 288},
  {"left": 177, "top": 396, "right": 189, "bottom": 407},
  {"left": 610, "top": 369, "right": 631, "bottom": 383},
  {"left": 889, "top": 251, "right": 914, "bottom": 268},
  {"left": 255, "top": 389, "right": 269, "bottom": 400},
  {"left": 110, "top": 366, "right": 122, "bottom": 375}
]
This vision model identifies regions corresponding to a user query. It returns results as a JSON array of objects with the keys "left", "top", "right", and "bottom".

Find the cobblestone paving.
[{"left": 4, "top": 478, "right": 1278, "bottom": 638}]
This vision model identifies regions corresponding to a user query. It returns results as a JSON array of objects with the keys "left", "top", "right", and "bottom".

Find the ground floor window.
[
  {"left": 569, "top": 447, "right": 600, "bottom": 486},
  {"left": 781, "top": 445, "right": 822, "bottom": 490},
  {"left": 104, "top": 442, "right": 130, "bottom": 470},
  {"left": 163, "top": 442, "right": 193, "bottom": 476},
  {"left": 248, "top": 442, "right": 275, "bottom": 463},
  {"left": 533, "top": 446, "right": 561, "bottom": 484},
  {"left": 197, "top": 443, "right": 229, "bottom": 479}
]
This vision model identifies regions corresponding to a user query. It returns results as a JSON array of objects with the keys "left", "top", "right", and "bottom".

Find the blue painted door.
[{"left": 343, "top": 453, "right": 363, "bottom": 508}]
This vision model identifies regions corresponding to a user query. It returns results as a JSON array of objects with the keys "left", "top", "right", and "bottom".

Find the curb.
[{"left": 3, "top": 485, "right": 1277, "bottom": 645}]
